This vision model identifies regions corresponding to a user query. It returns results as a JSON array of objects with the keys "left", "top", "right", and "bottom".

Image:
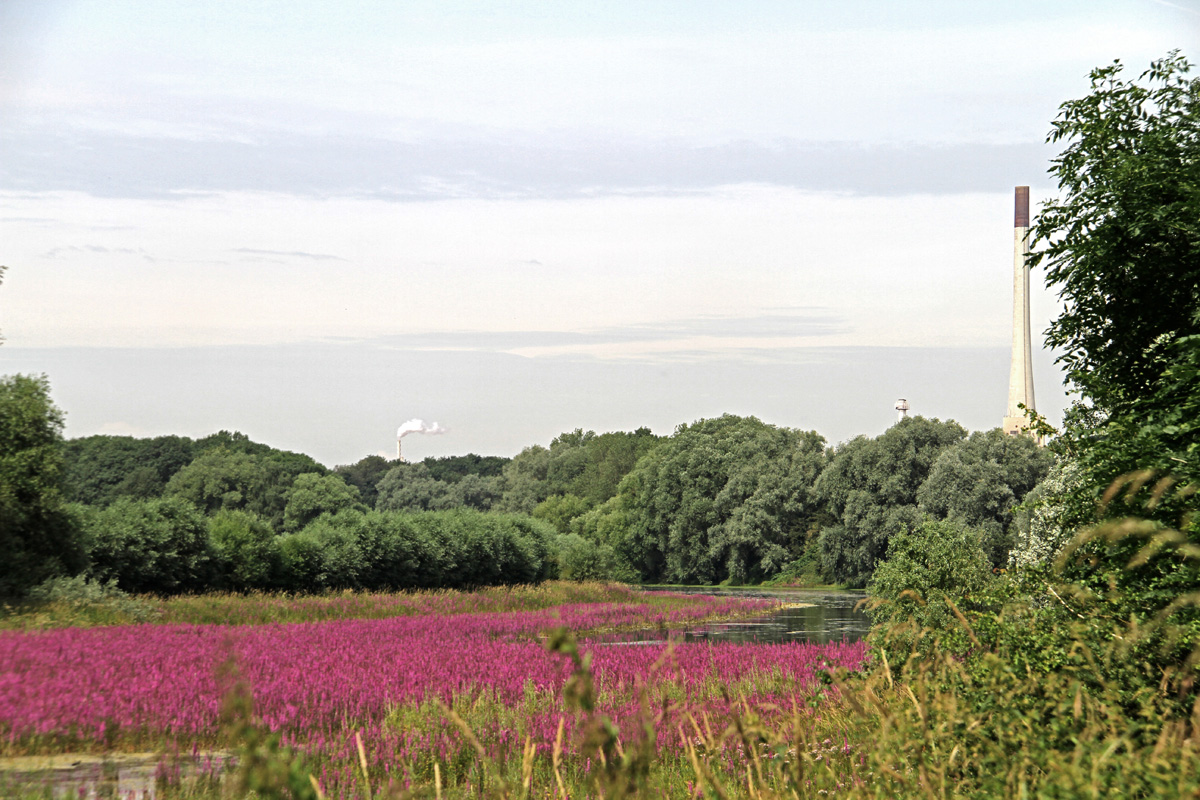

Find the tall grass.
[{"left": 0, "top": 581, "right": 756, "bottom": 630}]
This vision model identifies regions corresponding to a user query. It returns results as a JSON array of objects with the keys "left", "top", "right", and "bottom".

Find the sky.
[{"left": 1, "top": 1, "right": 1197, "bottom": 465}]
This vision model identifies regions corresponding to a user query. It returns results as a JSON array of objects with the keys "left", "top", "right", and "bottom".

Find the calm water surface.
[{"left": 602, "top": 587, "right": 871, "bottom": 646}]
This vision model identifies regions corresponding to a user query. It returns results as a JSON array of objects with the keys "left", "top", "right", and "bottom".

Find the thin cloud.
[
  {"left": 42, "top": 244, "right": 149, "bottom": 259},
  {"left": 231, "top": 248, "right": 346, "bottom": 262},
  {"left": 0, "top": 127, "right": 1056, "bottom": 200},
  {"left": 1148, "top": 0, "right": 1200, "bottom": 17},
  {"left": 369, "top": 310, "right": 848, "bottom": 354}
]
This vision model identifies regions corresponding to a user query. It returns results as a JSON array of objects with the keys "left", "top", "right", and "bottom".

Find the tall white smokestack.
[
  {"left": 1003, "top": 186, "right": 1037, "bottom": 437},
  {"left": 895, "top": 398, "right": 909, "bottom": 422}
]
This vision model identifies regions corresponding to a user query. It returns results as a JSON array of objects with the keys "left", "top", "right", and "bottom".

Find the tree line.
[{"left": 1, "top": 370, "right": 1056, "bottom": 597}]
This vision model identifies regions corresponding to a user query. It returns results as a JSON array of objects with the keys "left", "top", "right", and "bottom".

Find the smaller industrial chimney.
[
  {"left": 895, "top": 398, "right": 910, "bottom": 422},
  {"left": 395, "top": 418, "right": 447, "bottom": 463}
]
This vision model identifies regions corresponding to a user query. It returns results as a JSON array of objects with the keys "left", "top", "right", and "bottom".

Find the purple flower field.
[{"left": 0, "top": 590, "right": 868, "bottom": 796}]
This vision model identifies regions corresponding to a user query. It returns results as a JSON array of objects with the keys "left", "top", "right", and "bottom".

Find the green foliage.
[
  {"left": 816, "top": 416, "right": 966, "bottom": 588},
  {"left": 555, "top": 533, "right": 631, "bottom": 582},
  {"left": 853, "top": 510, "right": 1200, "bottom": 798},
  {"left": 165, "top": 445, "right": 323, "bottom": 531},
  {"left": 81, "top": 496, "right": 214, "bottom": 594},
  {"left": 1025, "top": 54, "right": 1200, "bottom": 656},
  {"left": 867, "top": 518, "right": 995, "bottom": 660},
  {"left": 421, "top": 452, "right": 510, "bottom": 483},
  {"left": 916, "top": 428, "right": 1054, "bottom": 566},
  {"left": 281, "top": 471, "right": 365, "bottom": 532},
  {"left": 1011, "top": 459, "right": 1094, "bottom": 568},
  {"left": 614, "top": 414, "right": 828, "bottom": 585},
  {"left": 375, "top": 462, "right": 457, "bottom": 511},
  {"left": 0, "top": 374, "right": 86, "bottom": 598},
  {"left": 273, "top": 509, "right": 556, "bottom": 592},
  {"left": 549, "top": 427, "right": 662, "bottom": 504},
  {"left": 11, "top": 575, "right": 159, "bottom": 627},
  {"left": 570, "top": 495, "right": 634, "bottom": 553},
  {"left": 451, "top": 472, "right": 504, "bottom": 510},
  {"left": 208, "top": 509, "right": 277, "bottom": 591},
  {"left": 850, "top": 627, "right": 1200, "bottom": 798},
  {"left": 1032, "top": 52, "right": 1200, "bottom": 414},
  {"left": 332, "top": 454, "right": 396, "bottom": 508},
  {"left": 375, "top": 462, "right": 502, "bottom": 512},
  {"left": 277, "top": 516, "right": 365, "bottom": 590},
  {"left": 62, "top": 434, "right": 196, "bottom": 505},
  {"left": 761, "top": 531, "right": 828, "bottom": 587},
  {"left": 532, "top": 492, "right": 593, "bottom": 534},
  {"left": 496, "top": 428, "right": 662, "bottom": 514}
]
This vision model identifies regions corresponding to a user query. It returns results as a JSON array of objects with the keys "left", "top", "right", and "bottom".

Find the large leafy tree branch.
[
  {"left": 1032, "top": 52, "right": 1200, "bottom": 415},
  {"left": 1024, "top": 54, "right": 1200, "bottom": 676}
]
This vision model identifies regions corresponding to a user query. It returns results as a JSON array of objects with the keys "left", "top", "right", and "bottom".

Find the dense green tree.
[
  {"left": 533, "top": 493, "right": 593, "bottom": 535},
  {"left": 0, "top": 374, "right": 85, "bottom": 597},
  {"left": 1010, "top": 460, "right": 1091, "bottom": 568},
  {"left": 555, "top": 533, "right": 628, "bottom": 582},
  {"left": 495, "top": 429, "right": 661, "bottom": 516},
  {"left": 1032, "top": 53, "right": 1200, "bottom": 415},
  {"left": 448, "top": 472, "right": 502, "bottom": 510},
  {"left": 614, "top": 415, "right": 828, "bottom": 585},
  {"left": 333, "top": 454, "right": 397, "bottom": 508},
  {"left": 208, "top": 509, "right": 277, "bottom": 591},
  {"left": 917, "top": 429, "right": 1054, "bottom": 566},
  {"left": 569, "top": 495, "right": 633, "bottom": 556},
  {"left": 343, "top": 511, "right": 428, "bottom": 589},
  {"left": 165, "top": 446, "right": 322, "bottom": 530},
  {"left": 495, "top": 445, "right": 552, "bottom": 513},
  {"left": 82, "top": 496, "right": 213, "bottom": 594},
  {"left": 62, "top": 432, "right": 327, "bottom": 511},
  {"left": 421, "top": 453, "right": 509, "bottom": 483},
  {"left": 816, "top": 416, "right": 966, "bottom": 588},
  {"left": 867, "top": 518, "right": 995, "bottom": 659},
  {"left": 275, "top": 508, "right": 554, "bottom": 591},
  {"left": 563, "top": 428, "right": 662, "bottom": 503},
  {"left": 1025, "top": 55, "right": 1200, "bottom": 664},
  {"left": 192, "top": 430, "right": 325, "bottom": 470},
  {"left": 375, "top": 462, "right": 504, "bottom": 513},
  {"left": 62, "top": 434, "right": 196, "bottom": 505},
  {"left": 281, "top": 472, "right": 365, "bottom": 532},
  {"left": 277, "top": 520, "right": 364, "bottom": 591},
  {"left": 374, "top": 463, "right": 458, "bottom": 511}
]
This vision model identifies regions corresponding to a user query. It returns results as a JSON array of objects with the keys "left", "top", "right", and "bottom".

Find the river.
[{"left": 604, "top": 586, "right": 872, "bottom": 645}]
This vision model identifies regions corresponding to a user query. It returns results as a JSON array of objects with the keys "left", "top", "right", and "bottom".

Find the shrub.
[
  {"left": 82, "top": 496, "right": 214, "bottom": 594},
  {"left": 209, "top": 509, "right": 277, "bottom": 591},
  {"left": 19, "top": 575, "right": 158, "bottom": 625},
  {"left": 273, "top": 509, "right": 556, "bottom": 591},
  {"left": 555, "top": 533, "right": 630, "bottom": 582},
  {"left": 867, "top": 518, "right": 995, "bottom": 661},
  {"left": 0, "top": 374, "right": 86, "bottom": 598}
]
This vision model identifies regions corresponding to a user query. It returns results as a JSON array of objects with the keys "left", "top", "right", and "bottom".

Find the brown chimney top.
[{"left": 1014, "top": 186, "right": 1030, "bottom": 228}]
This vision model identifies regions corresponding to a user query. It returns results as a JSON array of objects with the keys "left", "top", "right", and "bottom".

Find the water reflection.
[
  {"left": 0, "top": 752, "right": 231, "bottom": 800},
  {"left": 603, "top": 587, "right": 871, "bottom": 645}
]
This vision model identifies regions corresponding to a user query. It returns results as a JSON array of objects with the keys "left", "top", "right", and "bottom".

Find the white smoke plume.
[{"left": 397, "top": 419, "right": 448, "bottom": 439}]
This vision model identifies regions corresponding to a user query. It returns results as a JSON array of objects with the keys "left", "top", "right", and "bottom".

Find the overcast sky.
[{"left": 2, "top": 1, "right": 1197, "bottom": 465}]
